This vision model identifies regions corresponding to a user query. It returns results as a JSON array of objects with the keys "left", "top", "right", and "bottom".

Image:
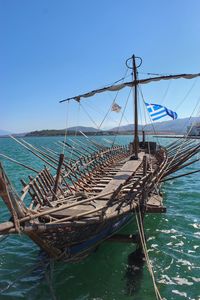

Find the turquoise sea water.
[{"left": 0, "top": 136, "right": 200, "bottom": 300}]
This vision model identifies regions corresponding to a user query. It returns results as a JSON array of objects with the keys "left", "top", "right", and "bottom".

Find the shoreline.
[{"left": 154, "top": 135, "right": 200, "bottom": 139}]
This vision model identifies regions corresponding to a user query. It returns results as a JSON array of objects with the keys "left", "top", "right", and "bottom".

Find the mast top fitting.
[{"left": 126, "top": 55, "right": 142, "bottom": 69}]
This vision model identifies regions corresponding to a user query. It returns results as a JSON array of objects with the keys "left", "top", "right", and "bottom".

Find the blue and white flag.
[{"left": 145, "top": 102, "right": 178, "bottom": 121}]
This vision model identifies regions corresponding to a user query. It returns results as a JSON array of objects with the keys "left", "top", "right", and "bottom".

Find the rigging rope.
[
  {"left": 94, "top": 67, "right": 130, "bottom": 133},
  {"left": 138, "top": 77, "right": 200, "bottom": 182},
  {"left": 174, "top": 78, "right": 198, "bottom": 111},
  {"left": 164, "top": 95, "right": 200, "bottom": 172},
  {"left": 43, "top": 259, "right": 57, "bottom": 300},
  {"left": 138, "top": 85, "right": 161, "bottom": 147},
  {"left": 138, "top": 71, "right": 171, "bottom": 76},
  {"left": 69, "top": 101, "right": 81, "bottom": 164},
  {"left": 111, "top": 73, "right": 132, "bottom": 85},
  {"left": 63, "top": 100, "right": 70, "bottom": 154},
  {"left": 80, "top": 102, "right": 99, "bottom": 129},
  {"left": 134, "top": 205, "right": 163, "bottom": 300},
  {"left": 76, "top": 66, "right": 131, "bottom": 148},
  {"left": 112, "top": 88, "right": 132, "bottom": 146},
  {"left": 160, "top": 80, "right": 172, "bottom": 106},
  {"left": 82, "top": 101, "right": 119, "bottom": 126}
]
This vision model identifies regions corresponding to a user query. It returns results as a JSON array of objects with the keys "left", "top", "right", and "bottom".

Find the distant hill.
[
  {"left": 0, "top": 130, "right": 27, "bottom": 138},
  {"left": 18, "top": 117, "right": 200, "bottom": 137},
  {"left": 26, "top": 129, "right": 68, "bottom": 137},
  {"left": 146, "top": 117, "right": 200, "bottom": 134},
  {"left": 111, "top": 117, "right": 200, "bottom": 134},
  {"left": 67, "top": 126, "right": 100, "bottom": 132},
  {"left": 0, "top": 129, "right": 11, "bottom": 136},
  {"left": 26, "top": 126, "right": 102, "bottom": 137}
]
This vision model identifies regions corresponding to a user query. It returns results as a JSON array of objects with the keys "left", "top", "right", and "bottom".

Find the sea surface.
[{"left": 0, "top": 135, "right": 200, "bottom": 300}]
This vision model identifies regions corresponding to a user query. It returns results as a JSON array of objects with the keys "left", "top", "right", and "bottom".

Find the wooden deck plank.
[{"left": 98, "top": 152, "right": 145, "bottom": 200}]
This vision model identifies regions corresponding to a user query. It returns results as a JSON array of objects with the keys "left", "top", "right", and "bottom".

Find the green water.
[{"left": 0, "top": 136, "right": 200, "bottom": 300}]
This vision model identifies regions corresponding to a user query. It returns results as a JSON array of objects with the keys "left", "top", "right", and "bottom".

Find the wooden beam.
[{"left": 107, "top": 233, "right": 139, "bottom": 243}]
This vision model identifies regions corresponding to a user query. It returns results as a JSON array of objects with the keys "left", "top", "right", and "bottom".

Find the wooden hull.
[
  {"left": 24, "top": 213, "right": 133, "bottom": 261},
  {"left": 57, "top": 214, "right": 132, "bottom": 262}
]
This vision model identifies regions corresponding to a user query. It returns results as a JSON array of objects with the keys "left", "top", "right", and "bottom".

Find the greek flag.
[{"left": 145, "top": 102, "right": 178, "bottom": 121}]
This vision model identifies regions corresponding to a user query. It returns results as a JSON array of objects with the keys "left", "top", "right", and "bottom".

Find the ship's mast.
[
  {"left": 132, "top": 55, "right": 139, "bottom": 159},
  {"left": 126, "top": 55, "right": 142, "bottom": 159}
]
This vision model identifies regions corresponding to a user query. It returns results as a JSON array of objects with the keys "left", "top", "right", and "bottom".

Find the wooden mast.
[
  {"left": 126, "top": 55, "right": 142, "bottom": 159},
  {"left": 132, "top": 55, "right": 139, "bottom": 159}
]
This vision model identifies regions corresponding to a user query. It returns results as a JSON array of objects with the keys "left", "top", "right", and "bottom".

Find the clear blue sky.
[{"left": 1, "top": 0, "right": 200, "bottom": 133}]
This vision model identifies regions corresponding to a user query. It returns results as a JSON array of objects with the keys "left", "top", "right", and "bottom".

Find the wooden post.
[
  {"left": 142, "top": 155, "right": 147, "bottom": 208},
  {"left": 142, "top": 130, "right": 145, "bottom": 146},
  {"left": 0, "top": 163, "right": 25, "bottom": 232},
  {"left": 52, "top": 154, "right": 64, "bottom": 201}
]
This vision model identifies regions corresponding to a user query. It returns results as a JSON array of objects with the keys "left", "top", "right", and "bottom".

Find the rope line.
[
  {"left": 160, "top": 80, "right": 171, "bottom": 106},
  {"left": 80, "top": 102, "right": 99, "bottom": 129},
  {"left": 164, "top": 96, "right": 200, "bottom": 172},
  {"left": 134, "top": 205, "right": 163, "bottom": 300},
  {"left": 63, "top": 100, "right": 70, "bottom": 154},
  {"left": 174, "top": 78, "right": 198, "bottom": 111},
  {"left": 139, "top": 85, "right": 161, "bottom": 147},
  {"left": 69, "top": 102, "right": 81, "bottom": 164},
  {"left": 112, "top": 88, "right": 132, "bottom": 146},
  {"left": 95, "top": 67, "right": 130, "bottom": 133}
]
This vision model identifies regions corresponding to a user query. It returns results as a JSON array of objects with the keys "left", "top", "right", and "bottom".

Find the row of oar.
[
  {"left": 161, "top": 138, "right": 200, "bottom": 181},
  {"left": 0, "top": 135, "right": 129, "bottom": 196}
]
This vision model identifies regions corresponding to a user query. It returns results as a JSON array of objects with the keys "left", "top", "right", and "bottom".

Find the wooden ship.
[{"left": 0, "top": 55, "right": 200, "bottom": 262}]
